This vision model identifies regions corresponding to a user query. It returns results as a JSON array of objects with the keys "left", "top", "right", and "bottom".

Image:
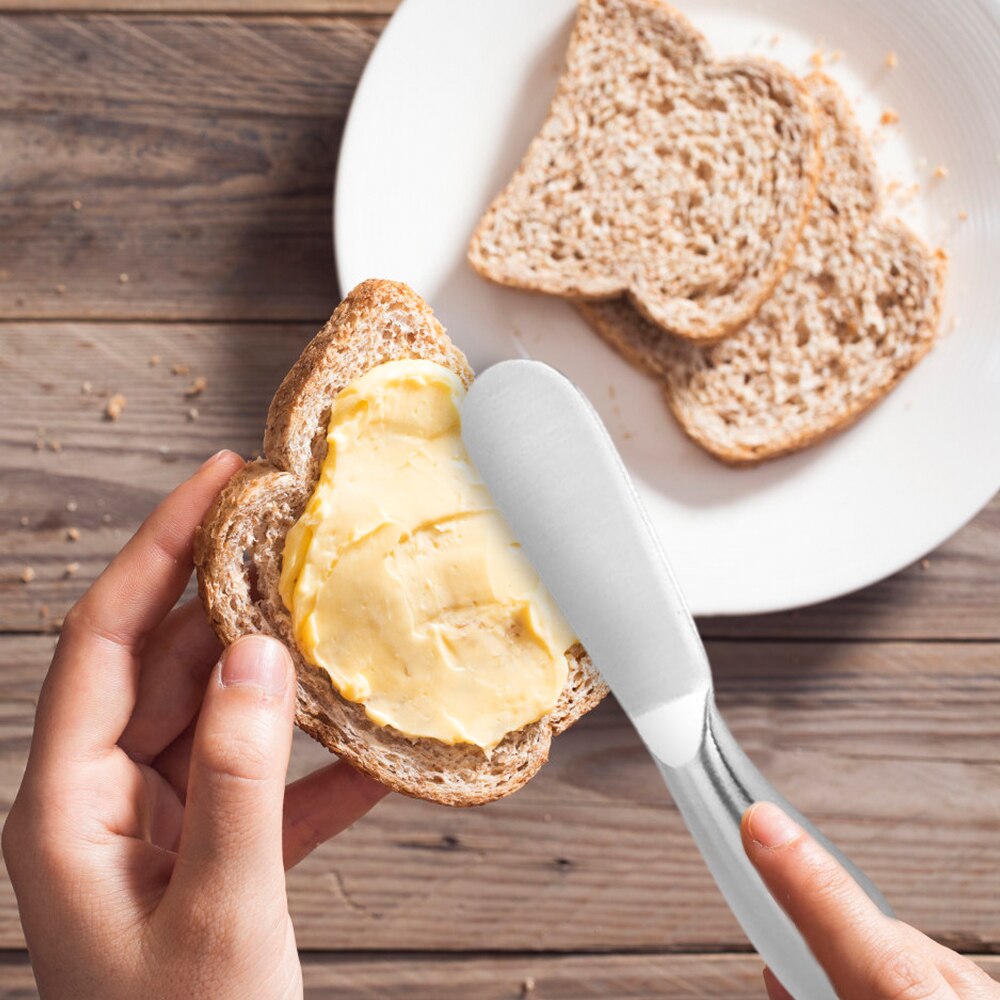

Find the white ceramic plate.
[{"left": 335, "top": 0, "right": 1000, "bottom": 615}]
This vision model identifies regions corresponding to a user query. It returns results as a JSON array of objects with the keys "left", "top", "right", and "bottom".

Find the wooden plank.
[
  {"left": 2, "top": 952, "right": 1000, "bottom": 1000},
  {"left": 0, "top": 14, "right": 384, "bottom": 321},
  {"left": 0, "top": 3, "right": 396, "bottom": 10},
  {"left": 2, "top": 634, "right": 999, "bottom": 951},
  {"left": 3, "top": 322, "right": 999, "bottom": 638}
]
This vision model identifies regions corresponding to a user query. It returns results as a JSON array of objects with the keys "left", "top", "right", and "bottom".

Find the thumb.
[{"left": 172, "top": 635, "right": 295, "bottom": 901}]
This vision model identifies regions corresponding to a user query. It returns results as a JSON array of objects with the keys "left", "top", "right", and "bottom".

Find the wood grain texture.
[
  {"left": 2, "top": 633, "right": 1000, "bottom": 951},
  {"left": 2, "top": 321, "right": 999, "bottom": 637},
  {"left": 0, "top": 952, "right": 998, "bottom": 1000},
  {"left": 6, "top": 949, "right": 1000, "bottom": 999},
  {"left": 0, "top": 14, "right": 384, "bottom": 321},
  {"left": 0, "top": 2, "right": 396, "bottom": 10}
]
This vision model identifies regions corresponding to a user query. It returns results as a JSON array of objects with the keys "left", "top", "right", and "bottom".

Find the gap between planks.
[{"left": 0, "top": 2, "right": 398, "bottom": 12}]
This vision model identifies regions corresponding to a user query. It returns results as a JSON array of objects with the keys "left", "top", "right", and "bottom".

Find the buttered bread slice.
[
  {"left": 468, "top": 0, "right": 820, "bottom": 342},
  {"left": 195, "top": 280, "right": 606, "bottom": 806}
]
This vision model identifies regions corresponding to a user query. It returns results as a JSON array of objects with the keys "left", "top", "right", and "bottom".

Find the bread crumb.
[
  {"left": 105, "top": 393, "right": 127, "bottom": 421},
  {"left": 885, "top": 178, "right": 901, "bottom": 195},
  {"left": 19, "top": 515, "right": 29, "bottom": 527},
  {"left": 958, "top": 209, "right": 968, "bottom": 221},
  {"left": 118, "top": 272, "right": 129, "bottom": 284},
  {"left": 171, "top": 363, "right": 190, "bottom": 376},
  {"left": 64, "top": 562, "right": 81, "bottom": 578},
  {"left": 149, "top": 354, "right": 161, "bottom": 367},
  {"left": 934, "top": 246, "right": 949, "bottom": 263},
  {"left": 34, "top": 439, "right": 44, "bottom": 452},
  {"left": 72, "top": 198, "right": 83, "bottom": 210},
  {"left": 185, "top": 375, "right": 207, "bottom": 397},
  {"left": 101, "top": 512, "right": 112, "bottom": 524},
  {"left": 67, "top": 527, "right": 80, "bottom": 542},
  {"left": 885, "top": 50, "right": 898, "bottom": 69},
  {"left": 770, "top": 34, "right": 781, "bottom": 46},
  {"left": 880, "top": 107, "right": 900, "bottom": 126},
  {"left": 81, "top": 381, "right": 92, "bottom": 394},
  {"left": 55, "top": 283, "right": 66, "bottom": 294},
  {"left": 187, "top": 407, "right": 200, "bottom": 421},
  {"left": 157, "top": 444, "right": 171, "bottom": 455},
  {"left": 20, "top": 566, "right": 35, "bottom": 584},
  {"left": 521, "top": 977, "right": 536, "bottom": 997},
  {"left": 38, "top": 604, "right": 50, "bottom": 619},
  {"left": 48, "top": 439, "right": 62, "bottom": 453},
  {"left": 608, "top": 384, "right": 616, "bottom": 400},
  {"left": 932, "top": 164, "right": 949, "bottom": 179},
  {"left": 66, "top": 499, "right": 78, "bottom": 512},
  {"left": 829, "top": 49, "right": 843, "bottom": 63},
  {"left": 808, "top": 50, "right": 825, "bottom": 68},
  {"left": 920, "top": 558, "right": 930, "bottom": 571}
]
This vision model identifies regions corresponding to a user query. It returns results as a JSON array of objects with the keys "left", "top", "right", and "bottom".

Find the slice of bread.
[
  {"left": 195, "top": 280, "right": 607, "bottom": 806},
  {"left": 578, "top": 74, "right": 945, "bottom": 465},
  {"left": 468, "top": 0, "right": 821, "bottom": 342}
]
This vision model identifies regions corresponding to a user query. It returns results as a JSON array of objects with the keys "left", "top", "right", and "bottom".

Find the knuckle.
[
  {"left": 867, "top": 947, "right": 940, "bottom": 1000},
  {"left": 59, "top": 601, "right": 87, "bottom": 639},
  {"left": 200, "top": 726, "right": 273, "bottom": 783},
  {"left": 0, "top": 809, "right": 22, "bottom": 868},
  {"left": 174, "top": 891, "right": 237, "bottom": 954}
]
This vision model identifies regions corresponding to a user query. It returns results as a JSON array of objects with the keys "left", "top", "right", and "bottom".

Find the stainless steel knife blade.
[{"left": 461, "top": 357, "right": 710, "bottom": 766}]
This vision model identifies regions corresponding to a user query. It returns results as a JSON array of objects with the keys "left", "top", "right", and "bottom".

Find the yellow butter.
[{"left": 278, "top": 359, "right": 575, "bottom": 751}]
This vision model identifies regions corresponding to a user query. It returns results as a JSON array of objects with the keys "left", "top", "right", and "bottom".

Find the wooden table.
[{"left": 2, "top": 4, "right": 999, "bottom": 997}]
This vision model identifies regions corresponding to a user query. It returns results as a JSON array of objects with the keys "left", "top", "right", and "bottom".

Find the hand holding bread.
[
  {"left": 3, "top": 453, "right": 385, "bottom": 1000},
  {"left": 196, "top": 280, "right": 607, "bottom": 806}
]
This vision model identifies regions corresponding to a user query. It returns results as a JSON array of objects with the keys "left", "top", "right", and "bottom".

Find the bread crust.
[
  {"left": 195, "top": 280, "right": 606, "bottom": 806},
  {"left": 578, "top": 75, "right": 945, "bottom": 465},
  {"left": 467, "top": 0, "right": 822, "bottom": 343}
]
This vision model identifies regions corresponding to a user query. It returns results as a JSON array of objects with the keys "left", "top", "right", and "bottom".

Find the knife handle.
[{"left": 656, "top": 697, "right": 892, "bottom": 1000}]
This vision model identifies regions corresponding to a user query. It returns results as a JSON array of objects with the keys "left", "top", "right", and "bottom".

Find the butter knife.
[{"left": 461, "top": 358, "right": 892, "bottom": 1000}]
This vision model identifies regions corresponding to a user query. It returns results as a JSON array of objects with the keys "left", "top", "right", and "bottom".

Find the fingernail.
[
  {"left": 220, "top": 636, "right": 290, "bottom": 695},
  {"left": 746, "top": 802, "right": 801, "bottom": 849},
  {"left": 199, "top": 449, "right": 237, "bottom": 470}
]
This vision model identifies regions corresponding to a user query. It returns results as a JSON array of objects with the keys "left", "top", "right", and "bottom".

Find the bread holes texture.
[
  {"left": 468, "top": 0, "right": 821, "bottom": 343},
  {"left": 195, "top": 281, "right": 607, "bottom": 805},
  {"left": 578, "top": 75, "right": 944, "bottom": 465}
]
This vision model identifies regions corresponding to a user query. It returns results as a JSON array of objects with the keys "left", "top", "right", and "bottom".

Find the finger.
[
  {"left": 914, "top": 931, "right": 1000, "bottom": 1000},
  {"left": 152, "top": 717, "right": 198, "bottom": 801},
  {"left": 30, "top": 451, "right": 244, "bottom": 767},
  {"left": 936, "top": 959, "right": 1000, "bottom": 999},
  {"left": 282, "top": 761, "right": 389, "bottom": 869},
  {"left": 742, "top": 803, "right": 955, "bottom": 1000},
  {"left": 762, "top": 968, "right": 794, "bottom": 1000},
  {"left": 118, "top": 599, "right": 222, "bottom": 764},
  {"left": 169, "top": 636, "right": 295, "bottom": 904}
]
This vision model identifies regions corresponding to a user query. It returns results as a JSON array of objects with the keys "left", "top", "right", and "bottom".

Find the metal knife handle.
[{"left": 656, "top": 697, "right": 892, "bottom": 1000}]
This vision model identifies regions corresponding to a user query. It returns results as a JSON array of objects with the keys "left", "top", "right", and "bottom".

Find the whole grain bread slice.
[
  {"left": 579, "top": 74, "right": 945, "bottom": 464},
  {"left": 195, "top": 280, "right": 606, "bottom": 806},
  {"left": 468, "top": 0, "right": 821, "bottom": 342}
]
